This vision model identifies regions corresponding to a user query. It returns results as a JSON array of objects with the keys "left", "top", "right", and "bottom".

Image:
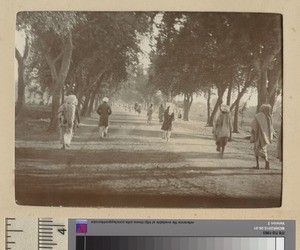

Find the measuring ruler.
[{"left": 5, "top": 218, "right": 68, "bottom": 249}]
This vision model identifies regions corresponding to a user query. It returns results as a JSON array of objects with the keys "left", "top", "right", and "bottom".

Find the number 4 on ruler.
[{"left": 58, "top": 228, "right": 67, "bottom": 235}]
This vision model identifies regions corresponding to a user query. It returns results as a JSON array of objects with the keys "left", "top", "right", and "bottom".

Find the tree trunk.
[
  {"left": 257, "top": 63, "right": 268, "bottom": 112},
  {"left": 77, "top": 86, "right": 85, "bottom": 110},
  {"left": 230, "top": 89, "right": 245, "bottom": 112},
  {"left": 256, "top": 48, "right": 281, "bottom": 112},
  {"left": 73, "top": 78, "right": 80, "bottom": 95},
  {"left": 266, "top": 57, "right": 282, "bottom": 111},
  {"left": 183, "top": 93, "right": 193, "bottom": 121},
  {"left": 48, "top": 85, "right": 61, "bottom": 131},
  {"left": 94, "top": 95, "right": 100, "bottom": 111},
  {"left": 87, "top": 92, "right": 97, "bottom": 116},
  {"left": 230, "top": 68, "right": 255, "bottom": 112},
  {"left": 208, "top": 86, "right": 226, "bottom": 126},
  {"left": 15, "top": 49, "right": 26, "bottom": 117},
  {"left": 269, "top": 85, "right": 281, "bottom": 111},
  {"left": 61, "top": 87, "right": 65, "bottom": 104},
  {"left": 233, "top": 98, "right": 240, "bottom": 133},
  {"left": 86, "top": 72, "right": 106, "bottom": 117},
  {"left": 268, "top": 80, "right": 280, "bottom": 111},
  {"left": 46, "top": 30, "right": 73, "bottom": 132},
  {"left": 206, "top": 88, "right": 211, "bottom": 125},
  {"left": 81, "top": 92, "right": 92, "bottom": 117},
  {"left": 41, "top": 42, "right": 66, "bottom": 129},
  {"left": 226, "top": 80, "right": 233, "bottom": 106},
  {"left": 208, "top": 97, "right": 222, "bottom": 127},
  {"left": 15, "top": 36, "right": 30, "bottom": 117}
]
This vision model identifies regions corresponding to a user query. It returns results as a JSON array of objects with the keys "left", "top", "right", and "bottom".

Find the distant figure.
[
  {"left": 137, "top": 104, "right": 142, "bottom": 116},
  {"left": 158, "top": 104, "right": 164, "bottom": 124},
  {"left": 97, "top": 97, "right": 112, "bottom": 138},
  {"left": 250, "top": 104, "right": 274, "bottom": 169},
  {"left": 161, "top": 103, "right": 175, "bottom": 141},
  {"left": 213, "top": 104, "right": 232, "bottom": 158},
  {"left": 178, "top": 108, "right": 183, "bottom": 119},
  {"left": 134, "top": 102, "right": 139, "bottom": 113},
  {"left": 147, "top": 104, "right": 154, "bottom": 124},
  {"left": 58, "top": 95, "right": 78, "bottom": 149}
]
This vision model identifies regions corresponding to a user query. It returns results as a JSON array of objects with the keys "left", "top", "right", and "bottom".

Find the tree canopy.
[
  {"left": 15, "top": 11, "right": 282, "bottom": 132},
  {"left": 16, "top": 11, "right": 155, "bottom": 130},
  {"left": 149, "top": 12, "right": 282, "bottom": 124}
]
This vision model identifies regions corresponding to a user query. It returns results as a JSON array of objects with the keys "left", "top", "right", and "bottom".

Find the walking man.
[
  {"left": 158, "top": 104, "right": 164, "bottom": 124},
  {"left": 161, "top": 103, "right": 175, "bottom": 141},
  {"left": 213, "top": 104, "right": 232, "bottom": 158},
  {"left": 58, "top": 95, "right": 78, "bottom": 149},
  {"left": 250, "top": 104, "right": 274, "bottom": 169},
  {"left": 97, "top": 97, "right": 112, "bottom": 138},
  {"left": 147, "top": 104, "right": 154, "bottom": 124}
]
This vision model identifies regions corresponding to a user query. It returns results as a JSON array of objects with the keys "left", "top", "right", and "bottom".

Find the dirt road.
[{"left": 15, "top": 106, "right": 282, "bottom": 208}]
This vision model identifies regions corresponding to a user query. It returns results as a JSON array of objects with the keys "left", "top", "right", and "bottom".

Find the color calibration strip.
[{"left": 76, "top": 236, "right": 284, "bottom": 250}]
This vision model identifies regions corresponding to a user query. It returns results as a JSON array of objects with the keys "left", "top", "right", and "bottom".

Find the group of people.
[
  {"left": 143, "top": 102, "right": 176, "bottom": 141},
  {"left": 213, "top": 103, "right": 281, "bottom": 169},
  {"left": 58, "top": 96, "right": 112, "bottom": 149},
  {"left": 58, "top": 96, "right": 281, "bottom": 169}
]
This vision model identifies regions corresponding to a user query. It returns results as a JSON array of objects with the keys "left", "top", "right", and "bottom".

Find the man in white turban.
[{"left": 96, "top": 97, "right": 112, "bottom": 138}]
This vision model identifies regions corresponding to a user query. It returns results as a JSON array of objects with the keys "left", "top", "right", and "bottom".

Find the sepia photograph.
[{"left": 15, "top": 11, "right": 283, "bottom": 208}]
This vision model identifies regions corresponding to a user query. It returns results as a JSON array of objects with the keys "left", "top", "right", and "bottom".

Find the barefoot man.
[{"left": 250, "top": 104, "right": 274, "bottom": 169}]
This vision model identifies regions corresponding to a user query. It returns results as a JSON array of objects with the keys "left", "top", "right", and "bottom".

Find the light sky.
[{"left": 15, "top": 30, "right": 25, "bottom": 54}]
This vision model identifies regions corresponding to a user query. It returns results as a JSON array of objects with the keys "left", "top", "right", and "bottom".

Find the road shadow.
[
  {"left": 15, "top": 147, "right": 183, "bottom": 165},
  {"left": 73, "top": 126, "right": 213, "bottom": 141},
  {"left": 15, "top": 146, "right": 262, "bottom": 166},
  {"left": 15, "top": 189, "right": 282, "bottom": 208}
]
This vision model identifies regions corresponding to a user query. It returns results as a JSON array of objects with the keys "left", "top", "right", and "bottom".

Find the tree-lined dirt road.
[{"left": 15, "top": 106, "right": 282, "bottom": 208}]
